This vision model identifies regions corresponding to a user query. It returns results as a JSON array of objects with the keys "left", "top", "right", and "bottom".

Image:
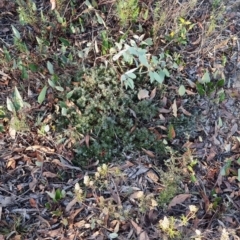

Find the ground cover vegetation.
[{"left": 0, "top": 0, "right": 240, "bottom": 239}]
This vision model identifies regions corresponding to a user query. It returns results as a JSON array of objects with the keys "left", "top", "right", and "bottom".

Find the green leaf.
[
  {"left": 125, "top": 78, "right": 134, "bottom": 89},
  {"left": 59, "top": 37, "right": 70, "bottom": 46},
  {"left": 7, "top": 97, "right": 15, "bottom": 113},
  {"left": 55, "top": 189, "right": 62, "bottom": 201},
  {"left": 85, "top": 0, "right": 93, "bottom": 8},
  {"left": 141, "top": 38, "right": 153, "bottom": 46},
  {"left": 11, "top": 25, "right": 21, "bottom": 39},
  {"left": 178, "top": 85, "right": 186, "bottom": 96},
  {"left": 0, "top": 124, "right": 3, "bottom": 132},
  {"left": 29, "top": 63, "right": 38, "bottom": 72},
  {"left": 217, "top": 79, "right": 225, "bottom": 87},
  {"left": 201, "top": 70, "right": 211, "bottom": 83},
  {"left": 47, "top": 61, "right": 54, "bottom": 74},
  {"left": 21, "top": 66, "right": 28, "bottom": 79},
  {"left": 149, "top": 71, "right": 155, "bottom": 83},
  {"left": 163, "top": 68, "right": 170, "bottom": 77},
  {"left": 55, "top": 86, "right": 64, "bottom": 92},
  {"left": 38, "top": 85, "right": 47, "bottom": 104},
  {"left": 196, "top": 83, "right": 205, "bottom": 96},
  {"left": 153, "top": 71, "right": 165, "bottom": 83},
  {"left": 139, "top": 54, "right": 149, "bottom": 67},
  {"left": 120, "top": 74, "right": 127, "bottom": 82},
  {"left": 46, "top": 190, "right": 56, "bottom": 200},
  {"left": 61, "top": 107, "right": 67, "bottom": 116},
  {"left": 220, "top": 160, "right": 231, "bottom": 176},
  {"left": 66, "top": 90, "right": 74, "bottom": 99},
  {"left": 48, "top": 79, "right": 56, "bottom": 88},
  {"left": 172, "top": 62, "right": 179, "bottom": 69},
  {"left": 13, "top": 87, "right": 24, "bottom": 111},
  {"left": 109, "top": 233, "right": 118, "bottom": 239}
]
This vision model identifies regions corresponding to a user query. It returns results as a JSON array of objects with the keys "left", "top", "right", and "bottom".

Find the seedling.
[{"left": 46, "top": 188, "right": 66, "bottom": 203}]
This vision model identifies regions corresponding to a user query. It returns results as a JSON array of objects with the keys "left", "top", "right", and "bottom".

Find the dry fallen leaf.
[
  {"left": 29, "top": 178, "right": 38, "bottom": 192},
  {"left": 138, "top": 89, "right": 149, "bottom": 100},
  {"left": 0, "top": 195, "right": 15, "bottom": 207},
  {"left": 85, "top": 134, "right": 90, "bottom": 148},
  {"left": 50, "top": 0, "right": 56, "bottom": 10},
  {"left": 150, "top": 87, "right": 156, "bottom": 100},
  {"left": 42, "top": 171, "right": 58, "bottom": 178},
  {"left": 7, "top": 158, "right": 16, "bottom": 169},
  {"left": 147, "top": 170, "right": 159, "bottom": 183},
  {"left": 129, "top": 191, "right": 144, "bottom": 199},
  {"left": 29, "top": 198, "right": 38, "bottom": 208},
  {"left": 26, "top": 145, "right": 55, "bottom": 153},
  {"left": 168, "top": 124, "right": 176, "bottom": 139},
  {"left": 9, "top": 117, "right": 16, "bottom": 139},
  {"left": 66, "top": 198, "right": 78, "bottom": 212},
  {"left": 159, "top": 216, "right": 170, "bottom": 230},
  {"left": 159, "top": 108, "right": 171, "bottom": 113},
  {"left": 229, "top": 123, "right": 238, "bottom": 138},
  {"left": 131, "top": 220, "right": 150, "bottom": 240},
  {"left": 142, "top": 148, "right": 155, "bottom": 158},
  {"left": 168, "top": 194, "right": 191, "bottom": 210},
  {"left": 179, "top": 106, "right": 191, "bottom": 116},
  {"left": 172, "top": 99, "right": 178, "bottom": 117}
]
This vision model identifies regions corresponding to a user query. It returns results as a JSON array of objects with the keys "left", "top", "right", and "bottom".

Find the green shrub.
[{"left": 55, "top": 66, "right": 166, "bottom": 164}]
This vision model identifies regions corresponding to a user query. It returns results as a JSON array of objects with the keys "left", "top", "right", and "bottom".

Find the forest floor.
[{"left": 0, "top": 0, "right": 240, "bottom": 239}]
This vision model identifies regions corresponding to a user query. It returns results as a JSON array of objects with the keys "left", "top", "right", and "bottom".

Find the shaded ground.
[{"left": 1, "top": 0, "right": 240, "bottom": 239}]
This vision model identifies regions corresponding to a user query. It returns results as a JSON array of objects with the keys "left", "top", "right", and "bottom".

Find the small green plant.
[
  {"left": 6, "top": 87, "right": 30, "bottom": 137},
  {"left": 0, "top": 106, "right": 6, "bottom": 132},
  {"left": 116, "top": 0, "right": 139, "bottom": 26},
  {"left": 17, "top": 0, "right": 37, "bottom": 25},
  {"left": 101, "top": 31, "right": 112, "bottom": 55},
  {"left": 46, "top": 188, "right": 66, "bottom": 203},
  {"left": 11, "top": 25, "right": 29, "bottom": 54},
  {"left": 113, "top": 36, "right": 178, "bottom": 89},
  {"left": 196, "top": 69, "right": 225, "bottom": 97},
  {"left": 167, "top": 17, "right": 195, "bottom": 45},
  {"left": 157, "top": 153, "right": 183, "bottom": 207},
  {"left": 152, "top": 2, "right": 167, "bottom": 43},
  {"left": 159, "top": 216, "right": 181, "bottom": 239},
  {"left": 159, "top": 205, "right": 199, "bottom": 239}
]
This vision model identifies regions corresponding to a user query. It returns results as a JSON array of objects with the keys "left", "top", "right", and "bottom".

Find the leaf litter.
[{"left": 0, "top": 0, "right": 240, "bottom": 239}]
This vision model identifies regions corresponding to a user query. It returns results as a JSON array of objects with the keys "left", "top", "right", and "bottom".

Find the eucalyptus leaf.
[{"left": 38, "top": 85, "right": 47, "bottom": 104}]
